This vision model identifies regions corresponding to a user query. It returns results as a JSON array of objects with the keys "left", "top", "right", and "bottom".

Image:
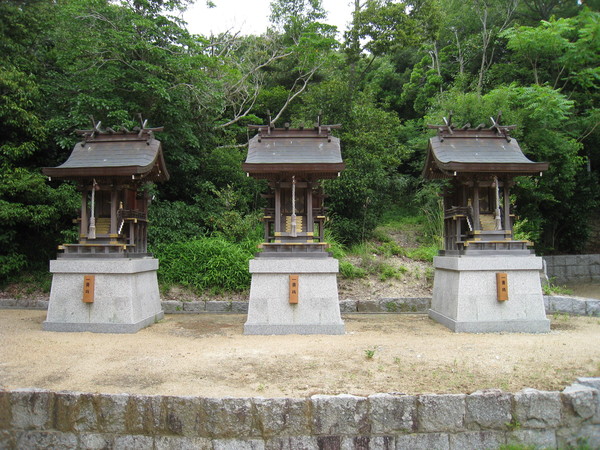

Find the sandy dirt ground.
[{"left": 1, "top": 310, "right": 599, "bottom": 398}]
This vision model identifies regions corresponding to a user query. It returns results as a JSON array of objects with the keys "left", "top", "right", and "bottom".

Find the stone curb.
[
  {"left": 1, "top": 380, "right": 599, "bottom": 448},
  {"left": 2, "top": 296, "right": 599, "bottom": 316}
]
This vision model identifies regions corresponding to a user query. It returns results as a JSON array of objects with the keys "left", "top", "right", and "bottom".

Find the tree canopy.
[{"left": 0, "top": 0, "right": 598, "bottom": 280}]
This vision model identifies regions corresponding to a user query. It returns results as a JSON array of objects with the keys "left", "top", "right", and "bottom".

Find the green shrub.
[
  {"left": 0, "top": 269, "right": 52, "bottom": 293},
  {"left": 148, "top": 200, "right": 208, "bottom": 249},
  {"left": 154, "top": 236, "right": 257, "bottom": 292},
  {"left": 371, "top": 228, "right": 393, "bottom": 243},
  {"left": 379, "top": 263, "right": 407, "bottom": 281},
  {"left": 406, "top": 245, "right": 439, "bottom": 262},
  {"left": 339, "top": 260, "right": 367, "bottom": 279},
  {"left": 542, "top": 279, "right": 573, "bottom": 296},
  {"left": 376, "top": 241, "right": 406, "bottom": 257},
  {"left": 324, "top": 228, "right": 347, "bottom": 260}
]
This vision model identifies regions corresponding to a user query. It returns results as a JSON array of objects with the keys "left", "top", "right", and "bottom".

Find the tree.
[
  {"left": 0, "top": 1, "right": 79, "bottom": 280},
  {"left": 429, "top": 85, "right": 595, "bottom": 253},
  {"left": 323, "top": 93, "right": 408, "bottom": 242}
]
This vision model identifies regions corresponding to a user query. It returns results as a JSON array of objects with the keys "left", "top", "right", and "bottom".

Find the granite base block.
[
  {"left": 244, "top": 257, "right": 344, "bottom": 335},
  {"left": 44, "top": 258, "right": 163, "bottom": 334},
  {"left": 429, "top": 309, "right": 551, "bottom": 333},
  {"left": 430, "top": 255, "right": 550, "bottom": 333}
]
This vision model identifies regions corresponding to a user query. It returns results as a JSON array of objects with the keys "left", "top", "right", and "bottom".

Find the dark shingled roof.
[
  {"left": 423, "top": 129, "right": 548, "bottom": 179},
  {"left": 43, "top": 132, "right": 169, "bottom": 181},
  {"left": 243, "top": 126, "right": 344, "bottom": 179}
]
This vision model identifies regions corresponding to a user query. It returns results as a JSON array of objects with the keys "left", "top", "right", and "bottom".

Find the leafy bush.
[
  {"left": 542, "top": 279, "right": 573, "bottom": 296},
  {"left": 154, "top": 236, "right": 259, "bottom": 292},
  {"left": 339, "top": 260, "right": 367, "bottom": 279},
  {"left": 148, "top": 200, "right": 208, "bottom": 249},
  {"left": 324, "top": 229, "right": 367, "bottom": 279},
  {"left": 378, "top": 263, "right": 407, "bottom": 281},
  {"left": 324, "top": 228, "right": 348, "bottom": 259},
  {"left": 406, "top": 245, "right": 439, "bottom": 262},
  {"left": 371, "top": 228, "right": 393, "bottom": 243},
  {"left": 375, "top": 241, "right": 406, "bottom": 257}
]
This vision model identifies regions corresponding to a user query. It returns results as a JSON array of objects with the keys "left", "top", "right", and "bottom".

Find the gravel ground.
[{"left": 1, "top": 310, "right": 599, "bottom": 398}]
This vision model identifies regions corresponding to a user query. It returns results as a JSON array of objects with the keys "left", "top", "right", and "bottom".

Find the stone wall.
[
  {"left": 2, "top": 295, "right": 600, "bottom": 316},
  {"left": 544, "top": 254, "right": 600, "bottom": 285},
  {"left": 1, "top": 379, "right": 599, "bottom": 449}
]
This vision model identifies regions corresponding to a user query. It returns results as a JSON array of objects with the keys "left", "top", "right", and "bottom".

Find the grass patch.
[
  {"left": 339, "top": 260, "right": 367, "bottom": 279},
  {"left": 379, "top": 263, "right": 408, "bottom": 281},
  {"left": 364, "top": 347, "right": 377, "bottom": 359},
  {"left": 155, "top": 236, "right": 257, "bottom": 293},
  {"left": 406, "top": 245, "right": 439, "bottom": 262},
  {"left": 380, "top": 204, "right": 425, "bottom": 228},
  {"left": 543, "top": 279, "right": 573, "bottom": 296},
  {"left": 0, "top": 270, "right": 53, "bottom": 297},
  {"left": 375, "top": 241, "right": 407, "bottom": 257}
]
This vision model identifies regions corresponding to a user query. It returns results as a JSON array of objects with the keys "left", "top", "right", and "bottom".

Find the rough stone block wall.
[
  {"left": 544, "top": 254, "right": 600, "bottom": 285},
  {"left": 1, "top": 379, "right": 599, "bottom": 449},
  {"left": 3, "top": 296, "right": 600, "bottom": 317}
]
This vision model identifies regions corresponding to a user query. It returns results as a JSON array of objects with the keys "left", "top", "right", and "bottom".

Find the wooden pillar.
[
  {"left": 143, "top": 221, "right": 148, "bottom": 253},
  {"left": 306, "top": 181, "right": 313, "bottom": 234},
  {"left": 460, "top": 183, "right": 467, "bottom": 206},
  {"left": 472, "top": 179, "right": 480, "bottom": 230},
  {"left": 503, "top": 179, "right": 511, "bottom": 232},
  {"left": 110, "top": 189, "right": 118, "bottom": 235},
  {"left": 129, "top": 223, "right": 135, "bottom": 246},
  {"left": 274, "top": 183, "right": 281, "bottom": 235},
  {"left": 80, "top": 190, "right": 88, "bottom": 239},
  {"left": 456, "top": 217, "right": 461, "bottom": 251}
]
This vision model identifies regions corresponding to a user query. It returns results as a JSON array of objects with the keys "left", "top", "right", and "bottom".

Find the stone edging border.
[
  {"left": 1, "top": 295, "right": 599, "bottom": 316},
  {"left": 1, "top": 378, "right": 599, "bottom": 449}
]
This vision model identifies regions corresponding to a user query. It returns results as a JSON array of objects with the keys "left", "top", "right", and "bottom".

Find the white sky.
[{"left": 182, "top": 0, "right": 355, "bottom": 37}]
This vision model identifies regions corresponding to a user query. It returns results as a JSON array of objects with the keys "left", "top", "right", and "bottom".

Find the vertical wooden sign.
[
  {"left": 289, "top": 274, "right": 299, "bottom": 304},
  {"left": 496, "top": 273, "right": 508, "bottom": 301},
  {"left": 83, "top": 275, "right": 95, "bottom": 303}
]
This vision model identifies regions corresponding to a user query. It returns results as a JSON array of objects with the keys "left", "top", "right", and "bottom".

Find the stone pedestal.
[
  {"left": 44, "top": 258, "right": 163, "bottom": 333},
  {"left": 430, "top": 255, "right": 550, "bottom": 333},
  {"left": 244, "top": 257, "right": 344, "bottom": 335}
]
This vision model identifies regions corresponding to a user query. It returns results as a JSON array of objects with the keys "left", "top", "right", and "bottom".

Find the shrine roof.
[
  {"left": 43, "top": 126, "right": 169, "bottom": 182},
  {"left": 243, "top": 125, "right": 344, "bottom": 179},
  {"left": 423, "top": 124, "right": 548, "bottom": 179}
]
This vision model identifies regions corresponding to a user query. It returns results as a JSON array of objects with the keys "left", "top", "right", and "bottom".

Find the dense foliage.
[{"left": 1, "top": 0, "right": 598, "bottom": 286}]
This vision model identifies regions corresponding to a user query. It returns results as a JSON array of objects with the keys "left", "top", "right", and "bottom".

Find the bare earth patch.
[
  {"left": 338, "top": 256, "right": 433, "bottom": 300},
  {"left": 1, "top": 310, "right": 599, "bottom": 398}
]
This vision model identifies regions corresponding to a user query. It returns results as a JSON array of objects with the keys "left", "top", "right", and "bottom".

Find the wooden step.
[
  {"left": 92, "top": 217, "right": 111, "bottom": 235},
  {"left": 479, "top": 213, "right": 497, "bottom": 231}
]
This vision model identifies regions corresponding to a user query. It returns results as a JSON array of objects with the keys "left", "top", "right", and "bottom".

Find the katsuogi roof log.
[
  {"left": 43, "top": 119, "right": 169, "bottom": 182},
  {"left": 423, "top": 115, "right": 548, "bottom": 179},
  {"left": 243, "top": 124, "right": 344, "bottom": 179}
]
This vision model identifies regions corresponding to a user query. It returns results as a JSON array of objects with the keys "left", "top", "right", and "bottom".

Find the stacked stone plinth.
[
  {"left": 430, "top": 255, "right": 550, "bottom": 333},
  {"left": 244, "top": 257, "right": 344, "bottom": 335},
  {"left": 44, "top": 258, "right": 163, "bottom": 333}
]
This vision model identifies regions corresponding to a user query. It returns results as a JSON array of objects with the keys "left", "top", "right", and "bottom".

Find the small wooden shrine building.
[
  {"left": 423, "top": 115, "right": 548, "bottom": 255},
  {"left": 242, "top": 118, "right": 346, "bottom": 335},
  {"left": 243, "top": 120, "right": 344, "bottom": 256},
  {"left": 423, "top": 115, "right": 550, "bottom": 333},
  {"left": 43, "top": 120, "right": 169, "bottom": 258}
]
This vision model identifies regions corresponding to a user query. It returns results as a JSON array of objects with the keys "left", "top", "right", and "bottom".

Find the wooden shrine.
[
  {"left": 42, "top": 117, "right": 168, "bottom": 333},
  {"left": 242, "top": 117, "right": 346, "bottom": 335},
  {"left": 43, "top": 118, "right": 169, "bottom": 258},
  {"left": 243, "top": 119, "right": 344, "bottom": 257},
  {"left": 423, "top": 114, "right": 548, "bottom": 255},
  {"left": 423, "top": 114, "right": 550, "bottom": 333}
]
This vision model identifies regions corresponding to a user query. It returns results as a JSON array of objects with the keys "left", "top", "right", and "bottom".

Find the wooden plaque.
[
  {"left": 496, "top": 273, "right": 508, "bottom": 301},
  {"left": 289, "top": 274, "right": 299, "bottom": 304},
  {"left": 83, "top": 275, "right": 95, "bottom": 303}
]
